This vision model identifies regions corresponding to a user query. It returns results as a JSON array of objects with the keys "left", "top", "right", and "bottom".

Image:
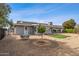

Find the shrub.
[
  {"left": 38, "top": 24, "right": 46, "bottom": 34},
  {"left": 37, "top": 24, "right": 46, "bottom": 39},
  {"left": 64, "top": 29, "right": 75, "bottom": 33}
]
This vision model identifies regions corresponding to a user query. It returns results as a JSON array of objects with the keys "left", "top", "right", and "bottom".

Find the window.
[{"left": 25, "top": 27, "right": 27, "bottom": 30}]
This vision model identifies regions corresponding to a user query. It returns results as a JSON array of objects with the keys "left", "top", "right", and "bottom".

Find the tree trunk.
[{"left": 42, "top": 33, "right": 43, "bottom": 39}]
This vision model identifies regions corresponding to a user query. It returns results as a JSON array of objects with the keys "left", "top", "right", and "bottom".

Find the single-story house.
[
  {"left": 52, "top": 25, "right": 63, "bottom": 33},
  {"left": 13, "top": 21, "right": 63, "bottom": 36}
]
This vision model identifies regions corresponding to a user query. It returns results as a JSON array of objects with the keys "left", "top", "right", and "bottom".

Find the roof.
[
  {"left": 53, "top": 25, "right": 63, "bottom": 29},
  {"left": 17, "top": 21, "right": 48, "bottom": 25},
  {"left": 14, "top": 21, "right": 63, "bottom": 29},
  {"left": 14, "top": 21, "right": 53, "bottom": 27}
]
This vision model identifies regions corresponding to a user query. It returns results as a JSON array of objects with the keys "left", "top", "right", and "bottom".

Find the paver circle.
[{"left": 31, "top": 39, "right": 59, "bottom": 48}]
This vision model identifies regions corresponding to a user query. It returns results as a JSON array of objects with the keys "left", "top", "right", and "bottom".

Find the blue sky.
[{"left": 9, "top": 3, "right": 79, "bottom": 25}]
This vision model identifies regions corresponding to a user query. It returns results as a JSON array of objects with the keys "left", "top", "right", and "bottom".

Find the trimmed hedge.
[{"left": 64, "top": 29, "right": 75, "bottom": 33}]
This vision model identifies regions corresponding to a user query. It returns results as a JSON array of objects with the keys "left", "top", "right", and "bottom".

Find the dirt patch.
[
  {"left": 0, "top": 35, "right": 79, "bottom": 56},
  {"left": 30, "top": 39, "right": 59, "bottom": 48}
]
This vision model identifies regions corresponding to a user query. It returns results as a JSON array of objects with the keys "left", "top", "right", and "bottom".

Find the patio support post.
[
  {"left": 14, "top": 27, "right": 16, "bottom": 35},
  {"left": 24, "top": 26, "right": 25, "bottom": 36},
  {"left": 35, "top": 26, "right": 38, "bottom": 34}
]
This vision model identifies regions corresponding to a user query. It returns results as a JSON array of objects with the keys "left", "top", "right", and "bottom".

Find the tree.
[
  {"left": 62, "top": 19, "right": 76, "bottom": 29},
  {"left": 0, "top": 3, "right": 11, "bottom": 27},
  {"left": 38, "top": 24, "right": 46, "bottom": 39},
  {"left": 8, "top": 19, "right": 14, "bottom": 27}
]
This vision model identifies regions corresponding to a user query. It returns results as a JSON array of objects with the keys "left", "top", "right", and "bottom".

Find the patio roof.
[
  {"left": 14, "top": 21, "right": 63, "bottom": 29},
  {"left": 14, "top": 23, "right": 53, "bottom": 27},
  {"left": 14, "top": 21, "right": 53, "bottom": 27}
]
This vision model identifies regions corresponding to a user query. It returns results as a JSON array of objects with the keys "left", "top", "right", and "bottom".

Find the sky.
[{"left": 9, "top": 3, "right": 79, "bottom": 25}]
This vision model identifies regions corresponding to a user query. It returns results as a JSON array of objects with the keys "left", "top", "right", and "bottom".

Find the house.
[
  {"left": 52, "top": 25, "right": 63, "bottom": 33},
  {"left": 13, "top": 21, "right": 63, "bottom": 36}
]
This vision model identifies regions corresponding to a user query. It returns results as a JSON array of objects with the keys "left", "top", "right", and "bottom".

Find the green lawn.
[{"left": 50, "top": 34, "right": 68, "bottom": 39}]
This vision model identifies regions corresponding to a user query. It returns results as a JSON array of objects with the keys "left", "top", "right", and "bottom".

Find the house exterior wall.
[
  {"left": 52, "top": 28, "right": 63, "bottom": 33},
  {"left": 14, "top": 25, "right": 63, "bottom": 36},
  {"left": 35, "top": 26, "right": 39, "bottom": 34},
  {"left": 24, "top": 26, "right": 29, "bottom": 36},
  {"left": 15, "top": 26, "right": 24, "bottom": 35},
  {"left": 26, "top": 26, "right": 34, "bottom": 35},
  {"left": 34, "top": 26, "right": 52, "bottom": 34},
  {"left": 15, "top": 26, "right": 36, "bottom": 36},
  {"left": 45, "top": 27, "right": 52, "bottom": 34}
]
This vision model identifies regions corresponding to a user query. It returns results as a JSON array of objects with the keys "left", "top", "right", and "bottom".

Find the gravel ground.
[{"left": 0, "top": 35, "right": 79, "bottom": 56}]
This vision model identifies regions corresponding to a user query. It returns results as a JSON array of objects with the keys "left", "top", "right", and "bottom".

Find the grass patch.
[{"left": 50, "top": 34, "right": 68, "bottom": 39}]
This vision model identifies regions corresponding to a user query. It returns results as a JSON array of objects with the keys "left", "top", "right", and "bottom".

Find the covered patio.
[{"left": 14, "top": 24, "right": 37, "bottom": 36}]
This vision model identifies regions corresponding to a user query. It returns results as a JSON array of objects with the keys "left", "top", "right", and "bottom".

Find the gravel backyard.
[{"left": 0, "top": 34, "right": 79, "bottom": 56}]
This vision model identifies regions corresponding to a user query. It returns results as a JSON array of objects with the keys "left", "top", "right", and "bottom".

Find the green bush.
[
  {"left": 64, "top": 29, "right": 75, "bottom": 33},
  {"left": 38, "top": 24, "right": 46, "bottom": 34}
]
